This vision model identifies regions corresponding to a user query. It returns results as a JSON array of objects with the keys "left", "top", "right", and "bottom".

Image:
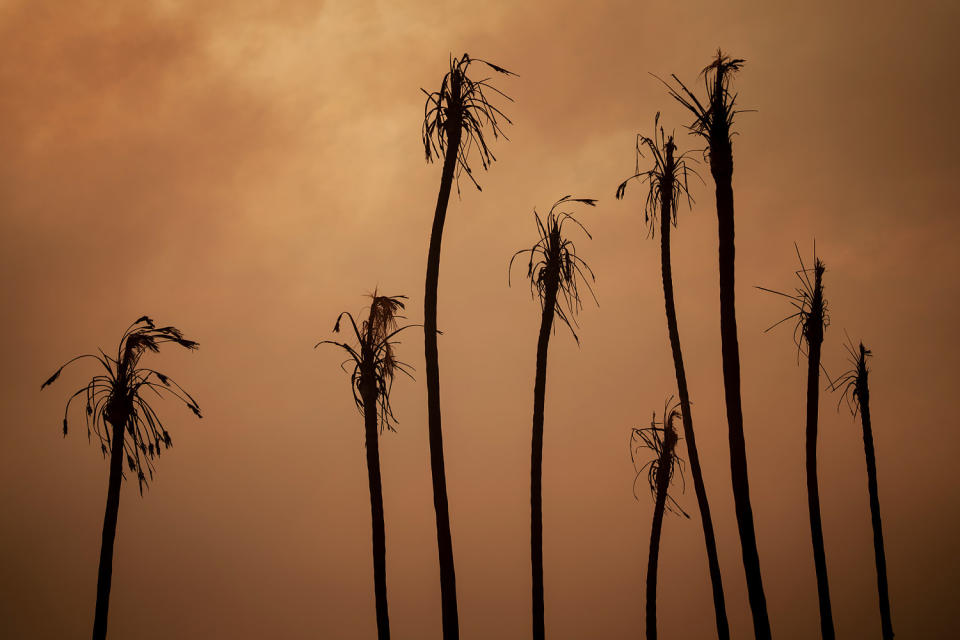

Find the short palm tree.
[
  {"left": 421, "top": 52, "right": 514, "bottom": 638},
  {"left": 759, "top": 248, "right": 834, "bottom": 639},
  {"left": 664, "top": 51, "right": 771, "bottom": 639},
  {"left": 833, "top": 339, "right": 894, "bottom": 639},
  {"left": 630, "top": 399, "right": 689, "bottom": 640},
  {"left": 510, "top": 195, "right": 596, "bottom": 640},
  {"left": 616, "top": 115, "right": 729, "bottom": 640},
  {"left": 317, "top": 293, "right": 415, "bottom": 640},
  {"left": 40, "top": 316, "right": 201, "bottom": 640}
]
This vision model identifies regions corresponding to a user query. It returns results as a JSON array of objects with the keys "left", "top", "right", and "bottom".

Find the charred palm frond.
[
  {"left": 830, "top": 335, "right": 871, "bottom": 416},
  {"left": 509, "top": 195, "right": 598, "bottom": 343},
  {"left": 630, "top": 400, "right": 689, "bottom": 518},
  {"left": 661, "top": 51, "right": 747, "bottom": 160},
  {"left": 422, "top": 53, "right": 515, "bottom": 194},
  {"left": 615, "top": 113, "right": 700, "bottom": 236},
  {"left": 40, "top": 316, "right": 201, "bottom": 494},
  {"left": 318, "top": 293, "right": 417, "bottom": 432},
  {"left": 758, "top": 243, "right": 829, "bottom": 361}
]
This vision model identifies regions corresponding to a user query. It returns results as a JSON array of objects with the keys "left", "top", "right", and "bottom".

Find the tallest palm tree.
[
  {"left": 667, "top": 52, "right": 771, "bottom": 639},
  {"left": 421, "top": 53, "right": 513, "bottom": 639}
]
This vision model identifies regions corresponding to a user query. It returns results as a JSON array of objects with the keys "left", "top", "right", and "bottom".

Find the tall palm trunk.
[
  {"left": 710, "top": 120, "right": 771, "bottom": 640},
  {"left": 856, "top": 358, "right": 893, "bottom": 639},
  {"left": 361, "top": 373, "right": 391, "bottom": 640},
  {"left": 92, "top": 415, "right": 126, "bottom": 640},
  {"left": 423, "top": 73, "right": 463, "bottom": 639},
  {"left": 531, "top": 258, "right": 560, "bottom": 640},
  {"left": 645, "top": 425, "right": 677, "bottom": 640},
  {"left": 803, "top": 266, "right": 834, "bottom": 639},
  {"left": 658, "top": 144, "right": 729, "bottom": 640}
]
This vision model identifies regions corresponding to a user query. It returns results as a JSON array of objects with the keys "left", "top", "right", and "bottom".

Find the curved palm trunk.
[
  {"left": 92, "top": 417, "right": 126, "bottom": 640},
  {"left": 857, "top": 371, "right": 893, "bottom": 639},
  {"left": 710, "top": 131, "right": 771, "bottom": 639},
  {"left": 361, "top": 379, "right": 391, "bottom": 640},
  {"left": 423, "top": 77, "right": 463, "bottom": 639},
  {"left": 659, "top": 150, "right": 729, "bottom": 640},
  {"left": 531, "top": 261, "right": 560, "bottom": 640},
  {"left": 805, "top": 323, "right": 834, "bottom": 639},
  {"left": 645, "top": 429, "right": 676, "bottom": 640}
]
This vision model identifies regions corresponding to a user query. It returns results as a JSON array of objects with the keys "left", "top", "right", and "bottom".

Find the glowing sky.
[{"left": 2, "top": 0, "right": 958, "bottom": 637}]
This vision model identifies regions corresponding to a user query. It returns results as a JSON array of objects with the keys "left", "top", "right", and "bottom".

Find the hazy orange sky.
[{"left": 2, "top": 0, "right": 959, "bottom": 637}]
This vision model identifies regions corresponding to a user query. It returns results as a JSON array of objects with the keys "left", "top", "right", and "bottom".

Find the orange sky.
[{"left": 2, "top": 1, "right": 959, "bottom": 638}]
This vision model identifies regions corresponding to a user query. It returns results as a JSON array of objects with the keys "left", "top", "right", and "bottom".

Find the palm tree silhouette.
[
  {"left": 40, "top": 316, "right": 201, "bottom": 640},
  {"left": 630, "top": 399, "right": 689, "bottom": 640},
  {"left": 317, "top": 293, "right": 416, "bottom": 640},
  {"left": 833, "top": 339, "right": 894, "bottom": 639},
  {"left": 616, "top": 115, "right": 729, "bottom": 640},
  {"left": 510, "top": 195, "right": 596, "bottom": 640},
  {"left": 421, "top": 52, "right": 514, "bottom": 638},
  {"left": 664, "top": 51, "right": 771, "bottom": 639},
  {"left": 759, "top": 248, "right": 835, "bottom": 639}
]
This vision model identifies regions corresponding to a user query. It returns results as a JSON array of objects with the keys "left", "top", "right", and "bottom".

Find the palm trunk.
[
  {"left": 645, "top": 429, "right": 676, "bottom": 640},
  {"left": 711, "top": 131, "right": 771, "bottom": 639},
  {"left": 858, "top": 365, "right": 894, "bottom": 639},
  {"left": 92, "top": 417, "right": 126, "bottom": 640},
  {"left": 805, "top": 323, "right": 834, "bottom": 639},
  {"left": 361, "top": 378, "right": 391, "bottom": 640},
  {"left": 423, "top": 77, "right": 463, "bottom": 640},
  {"left": 659, "top": 150, "right": 729, "bottom": 640},
  {"left": 531, "top": 261, "right": 560, "bottom": 640}
]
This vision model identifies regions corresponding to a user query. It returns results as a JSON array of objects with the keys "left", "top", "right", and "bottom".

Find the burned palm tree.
[
  {"left": 40, "top": 316, "right": 201, "bottom": 640},
  {"left": 616, "top": 115, "right": 729, "bottom": 640},
  {"left": 664, "top": 51, "right": 771, "bottom": 639},
  {"left": 833, "top": 339, "right": 893, "bottom": 640},
  {"left": 630, "top": 399, "right": 689, "bottom": 640},
  {"left": 317, "top": 293, "right": 415, "bottom": 640},
  {"left": 510, "top": 195, "right": 596, "bottom": 640},
  {"left": 759, "top": 248, "right": 834, "bottom": 639},
  {"left": 421, "top": 52, "right": 514, "bottom": 638}
]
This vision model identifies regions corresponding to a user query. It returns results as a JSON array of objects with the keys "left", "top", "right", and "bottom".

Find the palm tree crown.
[{"left": 41, "top": 316, "right": 201, "bottom": 493}]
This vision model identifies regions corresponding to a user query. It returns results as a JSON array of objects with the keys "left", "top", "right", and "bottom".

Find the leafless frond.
[
  {"left": 829, "top": 333, "right": 872, "bottom": 417},
  {"left": 630, "top": 397, "right": 690, "bottom": 518}
]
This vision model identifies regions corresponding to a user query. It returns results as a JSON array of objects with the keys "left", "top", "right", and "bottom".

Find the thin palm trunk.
[
  {"left": 804, "top": 312, "right": 834, "bottom": 639},
  {"left": 711, "top": 120, "right": 771, "bottom": 640},
  {"left": 92, "top": 416, "right": 126, "bottom": 640},
  {"left": 423, "top": 74, "right": 463, "bottom": 640},
  {"left": 857, "top": 368, "right": 893, "bottom": 640},
  {"left": 645, "top": 426, "right": 676, "bottom": 640},
  {"left": 361, "top": 376, "right": 391, "bottom": 640},
  {"left": 659, "top": 145, "right": 729, "bottom": 640},
  {"left": 531, "top": 261, "right": 560, "bottom": 640}
]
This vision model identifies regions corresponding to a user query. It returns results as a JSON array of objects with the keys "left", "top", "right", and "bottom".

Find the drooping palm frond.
[
  {"left": 509, "top": 195, "right": 598, "bottom": 343},
  {"left": 422, "top": 53, "right": 515, "bottom": 193},
  {"left": 660, "top": 50, "right": 747, "bottom": 155},
  {"left": 630, "top": 398, "right": 689, "bottom": 518},
  {"left": 830, "top": 334, "right": 872, "bottom": 417},
  {"left": 41, "top": 316, "right": 201, "bottom": 494},
  {"left": 615, "top": 112, "right": 701, "bottom": 236},
  {"left": 318, "top": 292, "right": 417, "bottom": 432},
  {"left": 757, "top": 243, "right": 829, "bottom": 362}
]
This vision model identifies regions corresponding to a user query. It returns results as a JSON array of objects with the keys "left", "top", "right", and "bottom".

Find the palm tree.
[
  {"left": 510, "top": 195, "right": 596, "bottom": 640},
  {"left": 40, "top": 316, "right": 201, "bottom": 640},
  {"left": 421, "top": 52, "right": 514, "bottom": 638},
  {"left": 317, "top": 293, "right": 416, "bottom": 640},
  {"left": 664, "top": 51, "right": 771, "bottom": 639},
  {"left": 834, "top": 339, "right": 894, "bottom": 639},
  {"left": 630, "top": 399, "right": 689, "bottom": 640},
  {"left": 616, "top": 115, "right": 729, "bottom": 640},
  {"left": 759, "top": 249, "right": 834, "bottom": 639}
]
